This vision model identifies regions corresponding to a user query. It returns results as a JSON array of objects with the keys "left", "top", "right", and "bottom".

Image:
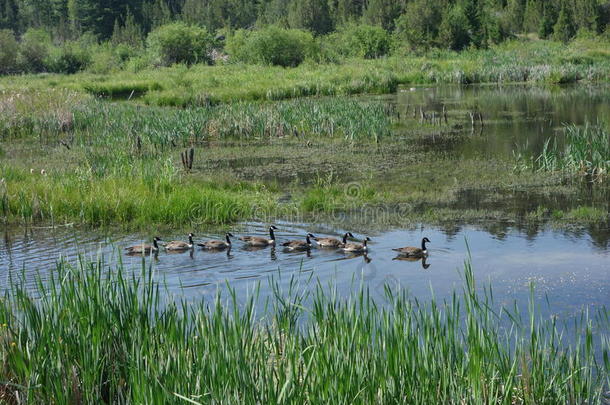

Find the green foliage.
[
  {"left": 287, "top": 0, "right": 333, "bottom": 35},
  {"left": 438, "top": 6, "right": 472, "bottom": 51},
  {"left": 46, "top": 41, "right": 91, "bottom": 73},
  {"left": 0, "top": 258, "right": 607, "bottom": 403},
  {"left": 535, "top": 122, "right": 609, "bottom": 180},
  {"left": 362, "top": 0, "right": 405, "bottom": 30},
  {"left": 327, "top": 23, "right": 391, "bottom": 59},
  {"left": 538, "top": 12, "right": 555, "bottom": 39},
  {"left": 226, "top": 26, "right": 316, "bottom": 67},
  {"left": 0, "top": 29, "right": 18, "bottom": 74},
  {"left": 553, "top": 5, "right": 576, "bottom": 43},
  {"left": 147, "top": 22, "right": 213, "bottom": 66},
  {"left": 394, "top": 0, "right": 442, "bottom": 50},
  {"left": 17, "top": 29, "right": 52, "bottom": 73}
]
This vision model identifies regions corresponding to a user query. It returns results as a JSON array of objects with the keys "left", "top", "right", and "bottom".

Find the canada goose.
[
  {"left": 392, "top": 237, "right": 430, "bottom": 258},
  {"left": 239, "top": 226, "right": 278, "bottom": 247},
  {"left": 392, "top": 255, "right": 430, "bottom": 269},
  {"left": 314, "top": 232, "right": 354, "bottom": 248},
  {"left": 282, "top": 233, "right": 315, "bottom": 251},
  {"left": 198, "top": 232, "right": 234, "bottom": 250},
  {"left": 342, "top": 236, "right": 371, "bottom": 253},
  {"left": 163, "top": 233, "right": 195, "bottom": 251},
  {"left": 125, "top": 237, "right": 162, "bottom": 254}
]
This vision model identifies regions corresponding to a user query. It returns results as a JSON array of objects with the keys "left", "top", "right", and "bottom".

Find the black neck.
[
  {"left": 363, "top": 239, "right": 368, "bottom": 247},
  {"left": 153, "top": 239, "right": 158, "bottom": 249},
  {"left": 342, "top": 233, "right": 348, "bottom": 243},
  {"left": 188, "top": 235, "right": 193, "bottom": 245},
  {"left": 226, "top": 234, "right": 232, "bottom": 244},
  {"left": 306, "top": 235, "right": 311, "bottom": 244},
  {"left": 269, "top": 227, "right": 275, "bottom": 240},
  {"left": 421, "top": 239, "right": 427, "bottom": 250}
]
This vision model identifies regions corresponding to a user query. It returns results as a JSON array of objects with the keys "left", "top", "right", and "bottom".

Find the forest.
[{"left": 0, "top": 0, "right": 609, "bottom": 74}]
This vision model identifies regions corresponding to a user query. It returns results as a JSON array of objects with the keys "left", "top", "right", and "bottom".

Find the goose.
[
  {"left": 392, "top": 237, "right": 430, "bottom": 258},
  {"left": 282, "top": 233, "right": 315, "bottom": 251},
  {"left": 125, "top": 237, "right": 162, "bottom": 254},
  {"left": 198, "top": 232, "right": 234, "bottom": 250},
  {"left": 342, "top": 236, "right": 371, "bottom": 253},
  {"left": 239, "top": 226, "right": 278, "bottom": 247},
  {"left": 163, "top": 233, "right": 195, "bottom": 251},
  {"left": 313, "top": 232, "right": 354, "bottom": 248}
]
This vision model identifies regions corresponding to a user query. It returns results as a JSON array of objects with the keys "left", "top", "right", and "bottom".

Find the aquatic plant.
[
  {"left": 0, "top": 256, "right": 607, "bottom": 403},
  {"left": 537, "top": 122, "right": 609, "bottom": 180}
]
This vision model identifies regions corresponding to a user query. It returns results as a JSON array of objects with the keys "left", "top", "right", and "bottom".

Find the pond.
[{"left": 1, "top": 84, "right": 609, "bottom": 319}]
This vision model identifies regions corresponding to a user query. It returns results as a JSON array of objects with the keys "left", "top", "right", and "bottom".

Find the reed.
[
  {"left": 536, "top": 122, "right": 609, "bottom": 180},
  {"left": 0, "top": 256, "right": 607, "bottom": 403}
]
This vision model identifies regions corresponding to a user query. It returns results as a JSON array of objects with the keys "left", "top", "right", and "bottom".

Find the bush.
[
  {"left": 0, "top": 29, "right": 19, "bottom": 74},
  {"left": 18, "top": 28, "right": 52, "bottom": 73},
  {"left": 226, "top": 26, "right": 317, "bottom": 67},
  {"left": 147, "top": 22, "right": 213, "bottom": 66},
  {"left": 326, "top": 24, "right": 391, "bottom": 59},
  {"left": 47, "top": 42, "right": 91, "bottom": 74}
]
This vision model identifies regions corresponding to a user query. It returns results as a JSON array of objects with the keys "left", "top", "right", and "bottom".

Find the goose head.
[
  {"left": 306, "top": 233, "right": 316, "bottom": 245},
  {"left": 421, "top": 237, "right": 430, "bottom": 251}
]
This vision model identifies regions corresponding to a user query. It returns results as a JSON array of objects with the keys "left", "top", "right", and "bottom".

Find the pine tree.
[
  {"left": 506, "top": 0, "right": 525, "bottom": 33},
  {"left": 288, "top": 0, "right": 333, "bottom": 34},
  {"left": 523, "top": 0, "right": 542, "bottom": 33},
  {"left": 573, "top": 0, "right": 598, "bottom": 32},
  {"left": 462, "top": 0, "right": 483, "bottom": 47},
  {"left": 552, "top": 4, "right": 575, "bottom": 43},
  {"left": 362, "top": 0, "right": 405, "bottom": 30},
  {"left": 438, "top": 5, "right": 471, "bottom": 50},
  {"left": 538, "top": 12, "right": 553, "bottom": 38}
]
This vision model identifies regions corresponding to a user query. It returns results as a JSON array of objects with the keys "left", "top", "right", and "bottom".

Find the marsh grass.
[
  {"left": 536, "top": 122, "right": 609, "bottom": 180},
  {"left": 2, "top": 38, "right": 608, "bottom": 107},
  {"left": 0, "top": 256, "right": 607, "bottom": 403}
]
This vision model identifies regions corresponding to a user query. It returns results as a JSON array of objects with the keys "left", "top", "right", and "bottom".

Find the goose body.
[
  {"left": 125, "top": 237, "right": 161, "bottom": 254},
  {"left": 239, "top": 226, "right": 277, "bottom": 247},
  {"left": 198, "top": 233, "right": 233, "bottom": 250},
  {"left": 342, "top": 237, "right": 371, "bottom": 253},
  {"left": 164, "top": 233, "right": 195, "bottom": 251},
  {"left": 314, "top": 232, "right": 354, "bottom": 248},
  {"left": 282, "top": 233, "right": 315, "bottom": 251},
  {"left": 393, "top": 237, "right": 430, "bottom": 258}
]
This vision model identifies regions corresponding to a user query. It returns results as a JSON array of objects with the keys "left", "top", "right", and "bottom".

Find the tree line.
[
  {"left": 0, "top": 0, "right": 609, "bottom": 75},
  {"left": 1, "top": 0, "right": 608, "bottom": 43}
]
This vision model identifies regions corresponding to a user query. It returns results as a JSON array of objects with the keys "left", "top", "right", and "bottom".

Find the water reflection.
[{"left": 1, "top": 222, "right": 608, "bottom": 320}]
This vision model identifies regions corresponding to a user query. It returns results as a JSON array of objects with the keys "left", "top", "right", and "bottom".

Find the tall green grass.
[
  {"left": 537, "top": 122, "right": 609, "bottom": 180},
  {"left": 0, "top": 257, "right": 607, "bottom": 403}
]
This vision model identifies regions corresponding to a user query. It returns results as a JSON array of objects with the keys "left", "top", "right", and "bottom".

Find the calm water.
[
  {"left": 1, "top": 222, "right": 609, "bottom": 317},
  {"left": 1, "top": 84, "right": 609, "bottom": 316}
]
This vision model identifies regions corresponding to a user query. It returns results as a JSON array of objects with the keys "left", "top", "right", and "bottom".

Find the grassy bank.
[
  {"left": 0, "top": 257, "right": 608, "bottom": 403},
  {"left": 1, "top": 86, "right": 609, "bottom": 229},
  {"left": 1, "top": 38, "right": 609, "bottom": 107}
]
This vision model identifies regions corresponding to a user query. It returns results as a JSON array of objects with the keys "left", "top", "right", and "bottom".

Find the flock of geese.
[{"left": 125, "top": 225, "right": 431, "bottom": 260}]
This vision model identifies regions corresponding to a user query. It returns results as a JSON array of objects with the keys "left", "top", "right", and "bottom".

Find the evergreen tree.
[
  {"left": 462, "top": 0, "right": 484, "bottom": 47},
  {"left": 288, "top": 0, "right": 333, "bottom": 34},
  {"left": 438, "top": 5, "right": 471, "bottom": 50},
  {"left": 506, "top": 0, "right": 525, "bottom": 33},
  {"left": 362, "top": 0, "right": 405, "bottom": 30},
  {"left": 523, "top": 0, "right": 542, "bottom": 33},
  {"left": 394, "top": 0, "right": 442, "bottom": 50},
  {"left": 331, "top": 0, "right": 364, "bottom": 24},
  {"left": 538, "top": 11, "right": 554, "bottom": 38},
  {"left": 573, "top": 0, "right": 598, "bottom": 32},
  {"left": 552, "top": 3, "right": 575, "bottom": 42},
  {"left": 0, "top": 0, "right": 19, "bottom": 32}
]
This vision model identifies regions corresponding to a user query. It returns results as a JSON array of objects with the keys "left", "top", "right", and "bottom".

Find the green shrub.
[
  {"left": 147, "top": 22, "right": 213, "bottom": 66},
  {"left": 226, "top": 26, "right": 317, "bottom": 67},
  {"left": 0, "top": 29, "right": 19, "bottom": 74},
  {"left": 326, "top": 23, "right": 391, "bottom": 59},
  {"left": 17, "top": 28, "right": 52, "bottom": 73},
  {"left": 47, "top": 42, "right": 91, "bottom": 74}
]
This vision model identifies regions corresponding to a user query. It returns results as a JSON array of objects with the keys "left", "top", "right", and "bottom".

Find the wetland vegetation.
[
  {"left": 0, "top": 257, "right": 608, "bottom": 404},
  {"left": 2, "top": 0, "right": 610, "bottom": 401}
]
